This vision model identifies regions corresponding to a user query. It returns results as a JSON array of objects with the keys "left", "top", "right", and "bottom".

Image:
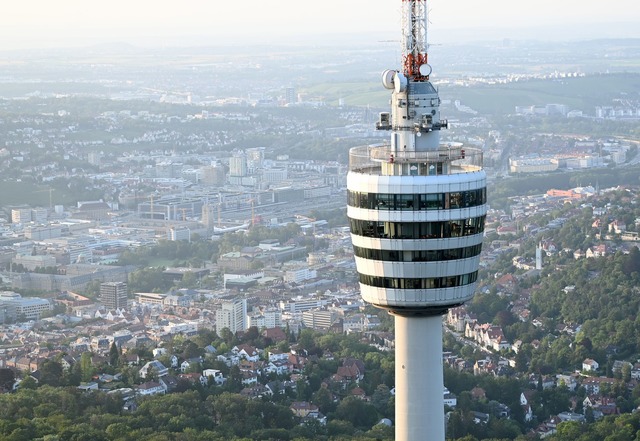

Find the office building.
[
  {"left": 0, "top": 291, "right": 51, "bottom": 321},
  {"left": 100, "top": 281, "right": 129, "bottom": 310}
]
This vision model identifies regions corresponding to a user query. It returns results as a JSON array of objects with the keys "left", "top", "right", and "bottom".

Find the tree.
[
  {"left": 584, "top": 405, "right": 595, "bottom": 423},
  {"left": 209, "top": 392, "right": 261, "bottom": 437},
  {"left": 446, "top": 410, "right": 471, "bottom": 440},
  {"left": 80, "top": 352, "right": 94, "bottom": 382},
  {"left": 243, "top": 326, "right": 260, "bottom": 343},
  {"left": 622, "top": 363, "right": 631, "bottom": 383},
  {"left": 120, "top": 365, "right": 140, "bottom": 387},
  {"left": 219, "top": 328, "right": 234, "bottom": 345},
  {"left": 487, "top": 418, "right": 522, "bottom": 439},
  {"left": 39, "top": 360, "right": 63, "bottom": 387},
  {"left": 105, "top": 423, "right": 132, "bottom": 439},
  {"left": 311, "top": 386, "right": 335, "bottom": 415},
  {"left": 83, "top": 279, "right": 103, "bottom": 299},
  {"left": 365, "top": 422, "right": 394, "bottom": 439},
  {"left": 128, "top": 266, "right": 171, "bottom": 293},
  {"left": 334, "top": 396, "right": 379, "bottom": 430},
  {"left": 109, "top": 342, "right": 120, "bottom": 366},
  {"left": 371, "top": 384, "right": 392, "bottom": 413},
  {"left": 182, "top": 341, "right": 202, "bottom": 360},
  {"left": 178, "top": 271, "right": 198, "bottom": 288},
  {"left": 295, "top": 378, "right": 312, "bottom": 401},
  {"left": 192, "top": 329, "right": 218, "bottom": 348},
  {"left": 292, "top": 419, "right": 327, "bottom": 439},
  {"left": 19, "top": 375, "right": 37, "bottom": 390},
  {"left": 65, "top": 362, "right": 82, "bottom": 387},
  {"left": 622, "top": 245, "right": 640, "bottom": 275},
  {"left": 326, "top": 419, "right": 355, "bottom": 437},
  {"left": 225, "top": 366, "right": 242, "bottom": 393},
  {"left": 297, "top": 329, "right": 318, "bottom": 354},
  {"left": 0, "top": 368, "right": 15, "bottom": 391}
]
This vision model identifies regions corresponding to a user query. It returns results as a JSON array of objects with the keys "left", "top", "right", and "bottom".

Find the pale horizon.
[{"left": 2, "top": 0, "right": 639, "bottom": 51}]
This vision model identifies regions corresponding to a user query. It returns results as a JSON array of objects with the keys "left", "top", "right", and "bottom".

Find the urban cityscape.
[{"left": 0, "top": 1, "right": 639, "bottom": 440}]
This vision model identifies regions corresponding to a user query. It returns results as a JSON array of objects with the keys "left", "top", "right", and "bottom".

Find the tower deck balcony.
[{"left": 349, "top": 144, "right": 483, "bottom": 177}]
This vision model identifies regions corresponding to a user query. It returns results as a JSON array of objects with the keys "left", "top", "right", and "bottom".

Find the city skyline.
[{"left": 1, "top": 0, "right": 639, "bottom": 51}]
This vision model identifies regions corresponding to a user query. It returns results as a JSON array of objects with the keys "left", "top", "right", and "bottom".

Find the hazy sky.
[{"left": 2, "top": 0, "right": 639, "bottom": 50}]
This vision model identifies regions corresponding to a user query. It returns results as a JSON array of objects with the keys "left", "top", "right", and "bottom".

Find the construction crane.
[
  {"left": 34, "top": 188, "right": 54, "bottom": 209},
  {"left": 244, "top": 197, "right": 261, "bottom": 227}
]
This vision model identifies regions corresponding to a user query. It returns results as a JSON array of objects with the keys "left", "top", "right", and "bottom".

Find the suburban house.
[
  {"left": 139, "top": 360, "right": 168, "bottom": 379},
  {"left": 202, "top": 369, "right": 226, "bottom": 385},
  {"left": 136, "top": 381, "right": 165, "bottom": 396},
  {"left": 582, "top": 358, "right": 599, "bottom": 372}
]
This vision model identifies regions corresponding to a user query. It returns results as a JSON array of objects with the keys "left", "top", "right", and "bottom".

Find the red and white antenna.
[{"left": 401, "top": 0, "right": 430, "bottom": 80}]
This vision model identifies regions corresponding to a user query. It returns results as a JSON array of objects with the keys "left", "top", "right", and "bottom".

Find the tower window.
[{"left": 348, "top": 188, "right": 485, "bottom": 211}]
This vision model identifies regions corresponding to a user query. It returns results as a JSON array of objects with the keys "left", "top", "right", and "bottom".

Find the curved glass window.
[
  {"left": 353, "top": 244, "right": 482, "bottom": 262},
  {"left": 349, "top": 216, "right": 486, "bottom": 239},
  {"left": 348, "top": 188, "right": 486, "bottom": 211},
  {"left": 359, "top": 271, "right": 478, "bottom": 289}
]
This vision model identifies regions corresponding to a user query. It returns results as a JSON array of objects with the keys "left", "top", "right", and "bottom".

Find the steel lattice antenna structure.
[{"left": 346, "top": 1, "right": 487, "bottom": 439}]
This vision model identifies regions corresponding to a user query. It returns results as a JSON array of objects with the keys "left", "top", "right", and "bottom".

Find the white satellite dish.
[
  {"left": 394, "top": 72, "right": 407, "bottom": 93},
  {"left": 419, "top": 64, "right": 432, "bottom": 76},
  {"left": 382, "top": 69, "right": 395, "bottom": 90}
]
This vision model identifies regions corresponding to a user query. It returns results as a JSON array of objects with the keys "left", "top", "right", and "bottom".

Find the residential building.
[{"left": 216, "top": 299, "right": 247, "bottom": 334}]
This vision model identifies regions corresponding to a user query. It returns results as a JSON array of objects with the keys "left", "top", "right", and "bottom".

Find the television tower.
[{"left": 346, "top": 1, "right": 487, "bottom": 440}]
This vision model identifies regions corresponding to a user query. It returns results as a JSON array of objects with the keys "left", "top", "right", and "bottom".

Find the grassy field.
[{"left": 147, "top": 258, "right": 177, "bottom": 268}]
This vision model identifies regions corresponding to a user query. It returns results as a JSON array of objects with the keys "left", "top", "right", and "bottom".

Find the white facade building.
[
  {"left": 11, "top": 208, "right": 32, "bottom": 224},
  {"left": 168, "top": 226, "right": 191, "bottom": 242},
  {"left": 216, "top": 299, "right": 247, "bottom": 334},
  {"left": 279, "top": 298, "right": 325, "bottom": 313},
  {"left": 262, "top": 168, "right": 288, "bottom": 184},
  {"left": 229, "top": 155, "right": 248, "bottom": 177},
  {"left": 0, "top": 291, "right": 52, "bottom": 320},
  {"left": 247, "top": 308, "right": 282, "bottom": 330},
  {"left": 284, "top": 268, "right": 317, "bottom": 284}
]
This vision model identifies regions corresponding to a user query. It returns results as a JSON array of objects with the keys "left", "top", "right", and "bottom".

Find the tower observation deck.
[{"left": 346, "top": 1, "right": 487, "bottom": 440}]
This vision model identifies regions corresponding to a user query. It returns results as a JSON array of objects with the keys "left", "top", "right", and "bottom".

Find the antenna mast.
[{"left": 402, "top": 0, "right": 429, "bottom": 80}]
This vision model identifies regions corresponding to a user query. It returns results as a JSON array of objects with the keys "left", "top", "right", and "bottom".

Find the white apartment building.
[
  {"left": 247, "top": 308, "right": 282, "bottom": 330},
  {"left": 284, "top": 268, "right": 317, "bottom": 284},
  {"left": 216, "top": 299, "right": 247, "bottom": 334},
  {"left": 262, "top": 168, "right": 288, "bottom": 184},
  {"left": 279, "top": 298, "right": 325, "bottom": 314},
  {"left": 168, "top": 226, "right": 191, "bottom": 242}
]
